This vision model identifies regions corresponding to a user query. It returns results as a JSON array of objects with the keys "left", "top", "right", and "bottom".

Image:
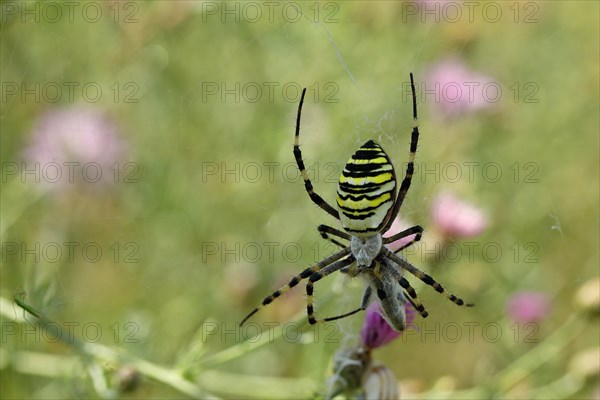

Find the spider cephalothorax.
[{"left": 240, "top": 74, "right": 472, "bottom": 331}]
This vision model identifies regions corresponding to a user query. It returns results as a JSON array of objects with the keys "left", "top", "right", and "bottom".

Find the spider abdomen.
[{"left": 337, "top": 140, "right": 397, "bottom": 236}]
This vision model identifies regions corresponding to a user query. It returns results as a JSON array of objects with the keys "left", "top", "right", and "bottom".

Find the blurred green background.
[{"left": 1, "top": 1, "right": 598, "bottom": 399}]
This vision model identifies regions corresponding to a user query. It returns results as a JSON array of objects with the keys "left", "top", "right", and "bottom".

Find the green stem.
[{"left": 2, "top": 295, "right": 219, "bottom": 399}]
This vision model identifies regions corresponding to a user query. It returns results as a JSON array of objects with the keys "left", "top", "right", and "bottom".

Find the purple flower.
[
  {"left": 23, "top": 106, "right": 128, "bottom": 189},
  {"left": 360, "top": 302, "right": 415, "bottom": 349},
  {"left": 506, "top": 291, "right": 551, "bottom": 323},
  {"left": 424, "top": 58, "right": 498, "bottom": 119},
  {"left": 431, "top": 191, "right": 488, "bottom": 238},
  {"left": 383, "top": 217, "right": 418, "bottom": 252}
]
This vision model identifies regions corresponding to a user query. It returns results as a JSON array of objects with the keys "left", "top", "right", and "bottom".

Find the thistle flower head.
[
  {"left": 431, "top": 191, "right": 488, "bottom": 239},
  {"left": 506, "top": 291, "right": 551, "bottom": 323},
  {"left": 23, "top": 106, "right": 128, "bottom": 189},
  {"left": 424, "top": 58, "right": 497, "bottom": 119}
]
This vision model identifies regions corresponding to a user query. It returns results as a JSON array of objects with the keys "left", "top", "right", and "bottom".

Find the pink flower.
[
  {"left": 360, "top": 302, "right": 415, "bottom": 349},
  {"left": 506, "top": 291, "right": 551, "bottom": 323},
  {"left": 23, "top": 106, "right": 128, "bottom": 189},
  {"left": 424, "top": 58, "right": 498, "bottom": 119},
  {"left": 383, "top": 217, "right": 419, "bottom": 252},
  {"left": 431, "top": 192, "right": 487, "bottom": 238}
]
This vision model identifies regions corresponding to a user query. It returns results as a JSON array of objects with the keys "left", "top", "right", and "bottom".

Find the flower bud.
[
  {"left": 574, "top": 277, "right": 600, "bottom": 314},
  {"left": 327, "top": 347, "right": 371, "bottom": 399},
  {"left": 113, "top": 365, "right": 141, "bottom": 393},
  {"left": 362, "top": 363, "right": 399, "bottom": 400},
  {"left": 569, "top": 347, "right": 600, "bottom": 380}
]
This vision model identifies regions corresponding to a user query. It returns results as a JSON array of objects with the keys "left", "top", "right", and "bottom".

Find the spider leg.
[
  {"left": 318, "top": 224, "right": 350, "bottom": 248},
  {"left": 315, "top": 225, "right": 351, "bottom": 275},
  {"left": 393, "top": 236, "right": 422, "bottom": 254},
  {"left": 381, "top": 248, "right": 474, "bottom": 308},
  {"left": 382, "top": 73, "right": 420, "bottom": 233},
  {"left": 306, "top": 255, "right": 357, "bottom": 325},
  {"left": 294, "top": 88, "right": 340, "bottom": 220},
  {"left": 402, "top": 291, "right": 422, "bottom": 317},
  {"left": 319, "top": 286, "right": 372, "bottom": 323},
  {"left": 240, "top": 247, "right": 351, "bottom": 326},
  {"left": 398, "top": 277, "right": 428, "bottom": 318},
  {"left": 383, "top": 225, "right": 423, "bottom": 253}
]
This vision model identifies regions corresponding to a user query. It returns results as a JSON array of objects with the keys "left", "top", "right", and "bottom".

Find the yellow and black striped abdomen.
[{"left": 336, "top": 140, "right": 397, "bottom": 236}]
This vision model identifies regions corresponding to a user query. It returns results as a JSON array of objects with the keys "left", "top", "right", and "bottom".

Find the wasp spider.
[{"left": 240, "top": 74, "right": 473, "bottom": 331}]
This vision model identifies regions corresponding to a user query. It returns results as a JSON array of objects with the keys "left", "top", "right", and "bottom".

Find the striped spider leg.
[
  {"left": 380, "top": 248, "right": 475, "bottom": 308},
  {"left": 317, "top": 224, "right": 350, "bottom": 249},
  {"left": 239, "top": 247, "right": 353, "bottom": 327},
  {"left": 241, "top": 73, "right": 473, "bottom": 330}
]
